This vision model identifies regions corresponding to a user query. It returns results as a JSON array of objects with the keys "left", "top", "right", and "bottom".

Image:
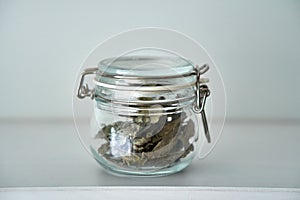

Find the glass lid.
[{"left": 97, "top": 49, "right": 195, "bottom": 78}]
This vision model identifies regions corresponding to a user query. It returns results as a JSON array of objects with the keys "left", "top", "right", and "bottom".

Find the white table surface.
[{"left": 0, "top": 120, "right": 299, "bottom": 199}]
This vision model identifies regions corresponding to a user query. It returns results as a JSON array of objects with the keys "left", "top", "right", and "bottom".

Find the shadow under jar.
[{"left": 77, "top": 56, "right": 211, "bottom": 177}]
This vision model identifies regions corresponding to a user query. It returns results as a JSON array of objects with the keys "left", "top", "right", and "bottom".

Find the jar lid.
[
  {"left": 94, "top": 56, "right": 208, "bottom": 92},
  {"left": 98, "top": 56, "right": 194, "bottom": 78}
]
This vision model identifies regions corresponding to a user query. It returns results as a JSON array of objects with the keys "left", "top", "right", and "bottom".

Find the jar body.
[{"left": 89, "top": 102, "right": 200, "bottom": 176}]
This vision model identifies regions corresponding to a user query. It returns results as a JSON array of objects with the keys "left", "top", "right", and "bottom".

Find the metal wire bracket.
[
  {"left": 193, "top": 64, "right": 211, "bottom": 143},
  {"left": 77, "top": 67, "right": 98, "bottom": 99}
]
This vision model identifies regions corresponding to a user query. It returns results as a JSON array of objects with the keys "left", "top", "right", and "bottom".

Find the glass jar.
[{"left": 76, "top": 54, "right": 211, "bottom": 176}]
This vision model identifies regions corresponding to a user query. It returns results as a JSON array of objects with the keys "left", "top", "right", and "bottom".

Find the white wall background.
[{"left": 0, "top": 0, "right": 299, "bottom": 120}]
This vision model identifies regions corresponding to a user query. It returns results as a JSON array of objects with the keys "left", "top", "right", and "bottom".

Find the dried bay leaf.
[{"left": 96, "top": 96, "right": 196, "bottom": 169}]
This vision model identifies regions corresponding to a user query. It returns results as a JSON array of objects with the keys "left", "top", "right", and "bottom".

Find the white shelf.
[{"left": 0, "top": 121, "right": 299, "bottom": 199}]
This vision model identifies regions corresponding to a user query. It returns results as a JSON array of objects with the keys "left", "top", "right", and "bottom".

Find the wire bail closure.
[
  {"left": 77, "top": 64, "right": 211, "bottom": 143},
  {"left": 192, "top": 64, "right": 211, "bottom": 143}
]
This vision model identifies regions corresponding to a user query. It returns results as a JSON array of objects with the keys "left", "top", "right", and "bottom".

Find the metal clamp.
[
  {"left": 193, "top": 64, "right": 211, "bottom": 143},
  {"left": 77, "top": 67, "right": 98, "bottom": 99}
]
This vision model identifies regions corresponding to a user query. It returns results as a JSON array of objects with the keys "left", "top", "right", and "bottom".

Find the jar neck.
[{"left": 94, "top": 87, "right": 195, "bottom": 116}]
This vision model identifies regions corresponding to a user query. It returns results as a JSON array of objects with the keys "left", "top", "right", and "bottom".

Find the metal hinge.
[{"left": 77, "top": 67, "right": 98, "bottom": 99}]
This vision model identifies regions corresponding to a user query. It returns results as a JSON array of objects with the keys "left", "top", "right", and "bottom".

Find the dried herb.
[{"left": 95, "top": 97, "right": 196, "bottom": 169}]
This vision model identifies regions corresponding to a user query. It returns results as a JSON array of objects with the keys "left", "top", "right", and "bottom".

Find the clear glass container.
[{"left": 76, "top": 53, "right": 211, "bottom": 176}]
